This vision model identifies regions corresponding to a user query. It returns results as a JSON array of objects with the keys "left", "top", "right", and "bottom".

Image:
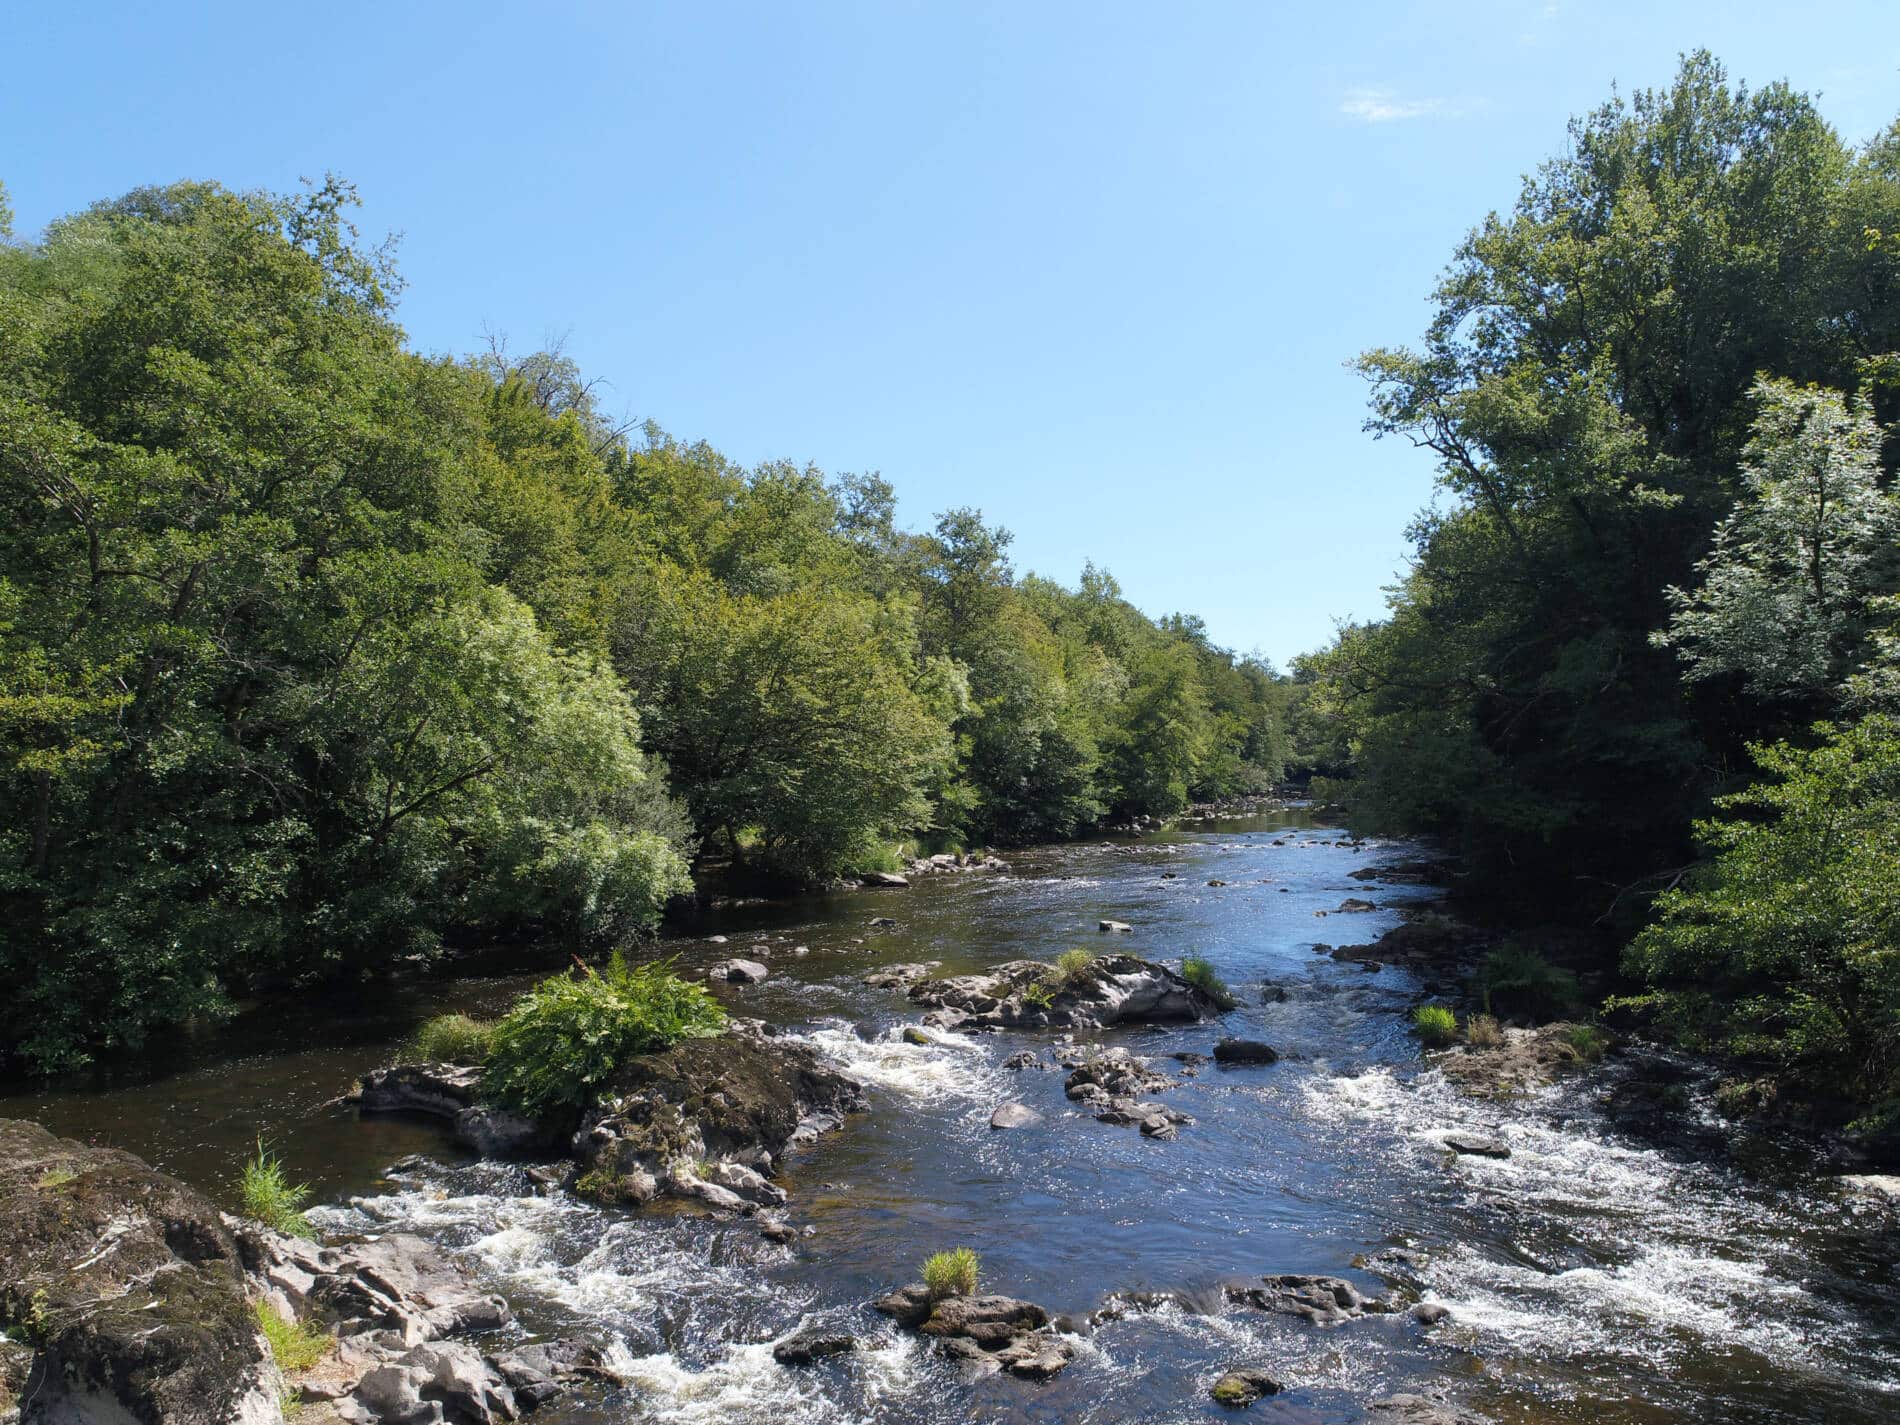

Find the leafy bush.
[
  {"left": 1465, "top": 1013, "right": 1504, "bottom": 1048},
  {"left": 482, "top": 953, "right": 727, "bottom": 1120},
  {"left": 1180, "top": 956, "right": 1237, "bottom": 1010},
  {"left": 1411, "top": 1004, "right": 1457, "bottom": 1047},
  {"left": 1619, "top": 717, "right": 1900, "bottom": 1105},
  {"left": 1476, "top": 944, "right": 1578, "bottom": 1021},
  {"left": 238, "top": 1140, "right": 314, "bottom": 1239},
  {"left": 1565, "top": 1023, "right": 1609, "bottom": 1061},
  {"left": 407, "top": 1013, "right": 494, "bottom": 1064},
  {"left": 922, "top": 1247, "right": 980, "bottom": 1299},
  {"left": 1021, "top": 981, "right": 1055, "bottom": 1010},
  {"left": 254, "top": 1301, "right": 331, "bottom": 1372}
]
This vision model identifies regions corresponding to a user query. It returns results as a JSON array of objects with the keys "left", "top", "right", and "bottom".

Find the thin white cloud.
[{"left": 1339, "top": 88, "right": 1461, "bottom": 123}]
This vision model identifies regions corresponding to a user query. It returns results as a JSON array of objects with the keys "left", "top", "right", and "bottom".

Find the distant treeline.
[
  {"left": 0, "top": 177, "right": 1302, "bottom": 1071},
  {"left": 1305, "top": 54, "right": 1900, "bottom": 1119}
]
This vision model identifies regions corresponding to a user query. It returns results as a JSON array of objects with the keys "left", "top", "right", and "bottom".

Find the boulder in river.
[
  {"left": 1098, "top": 919, "right": 1134, "bottom": 933},
  {"left": 1210, "top": 1368, "right": 1283, "bottom": 1407},
  {"left": 874, "top": 1287, "right": 1074, "bottom": 1380},
  {"left": 349, "top": 1065, "right": 557, "bottom": 1159},
  {"left": 1226, "top": 1274, "right": 1395, "bottom": 1325},
  {"left": 861, "top": 871, "right": 910, "bottom": 888},
  {"left": 1337, "top": 898, "right": 1378, "bottom": 913},
  {"left": 1213, "top": 1039, "right": 1279, "bottom": 1066},
  {"left": 771, "top": 1329, "right": 859, "bottom": 1366},
  {"left": 711, "top": 957, "right": 770, "bottom": 983},
  {"left": 989, "top": 1102, "right": 1043, "bottom": 1130},
  {"left": 908, "top": 954, "right": 1223, "bottom": 1031},
  {"left": 863, "top": 961, "right": 940, "bottom": 989},
  {"left": 1437, "top": 1021, "right": 1597, "bottom": 1096}
]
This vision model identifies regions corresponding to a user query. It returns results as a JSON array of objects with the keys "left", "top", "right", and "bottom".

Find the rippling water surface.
[{"left": 6, "top": 811, "right": 1897, "bottom": 1423}]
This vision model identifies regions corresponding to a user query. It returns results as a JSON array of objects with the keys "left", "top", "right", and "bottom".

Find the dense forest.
[
  {"left": 1306, "top": 54, "right": 1900, "bottom": 1124},
  {"left": 0, "top": 177, "right": 1291, "bottom": 1073}
]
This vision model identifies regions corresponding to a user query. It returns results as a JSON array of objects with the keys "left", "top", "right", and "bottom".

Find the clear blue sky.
[{"left": 5, "top": 3, "right": 1897, "bottom": 665}]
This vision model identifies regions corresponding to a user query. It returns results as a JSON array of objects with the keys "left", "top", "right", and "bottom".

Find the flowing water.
[{"left": 5, "top": 811, "right": 1898, "bottom": 1423}]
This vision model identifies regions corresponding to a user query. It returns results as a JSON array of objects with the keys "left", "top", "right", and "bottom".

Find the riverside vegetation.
[{"left": 0, "top": 176, "right": 1297, "bottom": 1074}]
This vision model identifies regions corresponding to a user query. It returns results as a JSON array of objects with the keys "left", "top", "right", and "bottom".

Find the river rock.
[
  {"left": 1412, "top": 1302, "right": 1452, "bottom": 1325},
  {"left": 1337, "top": 898, "right": 1377, "bottom": 913},
  {"left": 1226, "top": 1274, "right": 1394, "bottom": 1325},
  {"left": 1366, "top": 1391, "right": 1487, "bottom": 1424},
  {"left": 1437, "top": 1022, "right": 1596, "bottom": 1096},
  {"left": 989, "top": 1102, "right": 1043, "bottom": 1130},
  {"left": 861, "top": 871, "right": 910, "bottom": 888},
  {"left": 908, "top": 954, "right": 1223, "bottom": 1031},
  {"left": 711, "top": 958, "right": 769, "bottom": 984},
  {"left": 869, "top": 916, "right": 899, "bottom": 928},
  {"left": 1210, "top": 1368, "right": 1283, "bottom": 1406},
  {"left": 353, "top": 1062, "right": 482, "bottom": 1117},
  {"left": 574, "top": 1028, "right": 865, "bottom": 1212},
  {"left": 863, "top": 961, "right": 940, "bottom": 989},
  {"left": 1332, "top": 914, "right": 1483, "bottom": 970},
  {"left": 875, "top": 1287, "right": 1074, "bottom": 1380},
  {"left": 1099, "top": 920, "right": 1134, "bottom": 933},
  {"left": 1001, "top": 1050, "right": 1043, "bottom": 1070},
  {"left": 1442, "top": 1132, "right": 1511, "bottom": 1159},
  {"left": 772, "top": 1329, "right": 859, "bottom": 1366},
  {"left": 1213, "top": 1038, "right": 1279, "bottom": 1066},
  {"left": 0, "top": 1119, "right": 283, "bottom": 1425}
]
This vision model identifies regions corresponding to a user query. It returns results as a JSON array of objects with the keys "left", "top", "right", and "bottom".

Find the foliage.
[
  {"left": 407, "top": 1014, "right": 494, "bottom": 1064},
  {"left": 237, "top": 1140, "right": 314, "bottom": 1239},
  {"left": 1564, "top": 1023, "right": 1609, "bottom": 1062},
  {"left": 1179, "top": 955, "right": 1237, "bottom": 1010},
  {"left": 1411, "top": 1004, "right": 1458, "bottom": 1047},
  {"left": 482, "top": 953, "right": 727, "bottom": 1120},
  {"left": 254, "top": 1300, "right": 332, "bottom": 1373},
  {"left": 1475, "top": 945, "right": 1578, "bottom": 1022},
  {"left": 1464, "top": 1014, "right": 1504, "bottom": 1049},
  {"left": 1047, "top": 947, "right": 1096, "bottom": 987},
  {"left": 922, "top": 1247, "right": 980, "bottom": 1299},
  {"left": 1617, "top": 716, "right": 1900, "bottom": 1102},
  {"left": 1312, "top": 52, "right": 1900, "bottom": 908}
]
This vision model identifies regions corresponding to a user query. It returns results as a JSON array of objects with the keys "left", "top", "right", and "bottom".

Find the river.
[{"left": 4, "top": 809, "right": 1896, "bottom": 1423}]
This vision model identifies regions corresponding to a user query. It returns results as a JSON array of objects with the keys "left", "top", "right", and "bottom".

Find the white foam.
[{"left": 800, "top": 1022, "right": 997, "bottom": 1104}]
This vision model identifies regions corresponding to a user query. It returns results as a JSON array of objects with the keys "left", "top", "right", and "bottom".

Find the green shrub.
[
  {"left": 922, "top": 1247, "right": 980, "bottom": 1299},
  {"left": 1049, "top": 948, "right": 1096, "bottom": 986},
  {"left": 254, "top": 1301, "right": 331, "bottom": 1372},
  {"left": 1476, "top": 944, "right": 1578, "bottom": 1021},
  {"left": 1465, "top": 1013, "right": 1504, "bottom": 1048},
  {"left": 238, "top": 1140, "right": 315, "bottom": 1239},
  {"left": 1022, "top": 981, "right": 1055, "bottom": 1010},
  {"left": 1180, "top": 956, "right": 1237, "bottom": 1010},
  {"left": 1564, "top": 1023, "right": 1609, "bottom": 1061},
  {"left": 482, "top": 953, "right": 727, "bottom": 1120},
  {"left": 407, "top": 1013, "right": 494, "bottom": 1064},
  {"left": 1411, "top": 1004, "right": 1457, "bottom": 1047}
]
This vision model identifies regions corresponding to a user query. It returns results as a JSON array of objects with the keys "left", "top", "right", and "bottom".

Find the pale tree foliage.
[{"left": 1658, "top": 378, "right": 1900, "bottom": 702}]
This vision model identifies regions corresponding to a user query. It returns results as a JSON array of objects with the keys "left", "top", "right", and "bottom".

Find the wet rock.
[
  {"left": 875, "top": 1286, "right": 1074, "bottom": 1380},
  {"left": 863, "top": 962, "right": 940, "bottom": 990},
  {"left": 0, "top": 1119, "right": 282, "bottom": 1425},
  {"left": 869, "top": 916, "right": 899, "bottom": 928},
  {"left": 1099, "top": 920, "right": 1134, "bottom": 933},
  {"left": 1207, "top": 879, "right": 1228, "bottom": 887},
  {"left": 1227, "top": 1274, "right": 1393, "bottom": 1325},
  {"left": 711, "top": 958, "right": 769, "bottom": 984},
  {"left": 1412, "top": 1303, "right": 1452, "bottom": 1325},
  {"left": 353, "top": 1062, "right": 482, "bottom": 1117},
  {"left": 1065, "top": 1049, "right": 1176, "bottom": 1103},
  {"left": 1088, "top": 1290, "right": 1183, "bottom": 1325},
  {"left": 861, "top": 871, "right": 910, "bottom": 888},
  {"left": 453, "top": 1104, "right": 560, "bottom": 1158},
  {"left": 491, "top": 1340, "right": 615, "bottom": 1410},
  {"left": 1210, "top": 1368, "right": 1282, "bottom": 1407},
  {"left": 1001, "top": 1050, "right": 1043, "bottom": 1071},
  {"left": 1337, "top": 898, "right": 1378, "bottom": 913},
  {"left": 1442, "top": 1133, "right": 1510, "bottom": 1160},
  {"left": 1213, "top": 1039, "right": 1279, "bottom": 1066},
  {"left": 1332, "top": 915, "right": 1483, "bottom": 970},
  {"left": 1438, "top": 1022, "right": 1595, "bottom": 1096},
  {"left": 871, "top": 1284, "right": 935, "bottom": 1327},
  {"left": 1139, "top": 1115, "right": 1180, "bottom": 1140},
  {"left": 990, "top": 1102, "right": 1043, "bottom": 1130},
  {"left": 1260, "top": 984, "right": 1289, "bottom": 1004},
  {"left": 772, "top": 1330, "right": 859, "bottom": 1366},
  {"left": 759, "top": 1215, "right": 798, "bottom": 1244},
  {"left": 901, "top": 1026, "right": 937, "bottom": 1046},
  {"left": 909, "top": 954, "right": 1222, "bottom": 1031},
  {"left": 576, "top": 1031, "right": 865, "bottom": 1212}
]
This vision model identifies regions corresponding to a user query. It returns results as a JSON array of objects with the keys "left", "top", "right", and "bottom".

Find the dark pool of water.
[{"left": 6, "top": 810, "right": 1897, "bottom": 1424}]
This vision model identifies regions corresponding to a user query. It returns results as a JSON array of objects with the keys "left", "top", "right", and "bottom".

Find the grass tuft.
[
  {"left": 922, "top": 1247, "right": 980, "bottom": 1299},
  {"left": 407, "top": 1013, "right": 494, "bottom": 1064},
  {"left": 1464, "top": 1013, "right": 1504, "bottom": 1049},
  {"left": 238, "top": 1139, "right": 316, "bottom": 1239},
  {"left": 254, "top": 1300, "right": 331, "bottom": 1373},
  {"left": 1564, "top": 1023, "right": 1609, "bottom": 1061},
  {"left": 1180, "top": 956, "right": 1238, "bottom": 1010},
  {"left": 1411, "top": 1004, "right": 1457, "bottom": 1048},
  {"left": 1049, "top": 947, "right": 1096, "bottom": 986}
]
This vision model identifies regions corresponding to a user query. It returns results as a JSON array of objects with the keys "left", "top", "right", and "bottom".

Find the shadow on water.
[{"left": 6, "top": 806, "right": 1898, "bottom": 1424}]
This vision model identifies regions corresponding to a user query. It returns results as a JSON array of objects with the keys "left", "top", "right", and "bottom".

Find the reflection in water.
[{"left": 5, "top": 810, "right": 1897, "bottom": 1423}]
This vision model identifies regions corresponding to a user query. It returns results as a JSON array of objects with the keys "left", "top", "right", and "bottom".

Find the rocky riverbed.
[{"left": 4, "top": 808, "right": 1897, "bottom": 1425}]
